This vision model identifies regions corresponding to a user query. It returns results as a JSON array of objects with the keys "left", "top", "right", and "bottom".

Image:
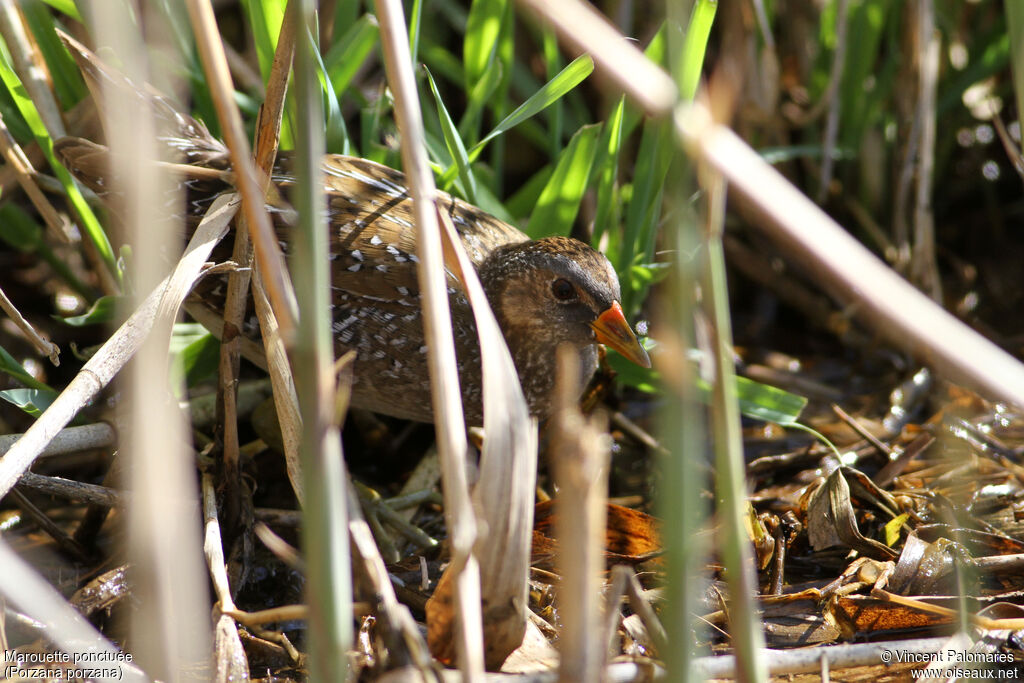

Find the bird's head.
[{"left": 479, "top": 236, "right": 650, "bottom": 369}]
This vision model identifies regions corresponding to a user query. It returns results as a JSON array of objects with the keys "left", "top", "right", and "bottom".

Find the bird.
[
  {"left": 272, "top": 154, "right": 651, "bottom": 423},
  {"left": 52, "top": 36, "right": 650, "bottom": 424}
]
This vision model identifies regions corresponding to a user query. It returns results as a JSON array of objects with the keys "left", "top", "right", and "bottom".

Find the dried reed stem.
[{"left": 374, "top": 0, "right": 484, "bottom": 675}]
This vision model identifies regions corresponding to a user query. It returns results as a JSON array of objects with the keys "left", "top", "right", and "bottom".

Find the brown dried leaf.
[
  {"left": 532, "top": 501, "right": 661, "bottom": 569},
  {"left": 806, "top": 468, "right": 899, "bottom": 560},
  {"left": 831, "top": 595, "right": 954, "bottom": 637}
]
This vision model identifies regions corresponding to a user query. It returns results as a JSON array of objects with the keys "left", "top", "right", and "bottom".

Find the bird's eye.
[{"left": 551, "top": 278, "right": 576, "bottom": 301}]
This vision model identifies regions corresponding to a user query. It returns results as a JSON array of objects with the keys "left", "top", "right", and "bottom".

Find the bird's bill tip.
[{"left": 591, "top": 301, "right": 651, "bottom": 369}]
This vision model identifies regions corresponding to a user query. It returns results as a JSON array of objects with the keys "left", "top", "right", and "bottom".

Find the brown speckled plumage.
[
  {"left": 61, "top": 146, "right": 649, "bottom": 423},
  {"left": 52, "top": 34, "right": 649, "bottom": 424},
  {"left": 274, "top": 156, "right": 634, "bottom": 423}
]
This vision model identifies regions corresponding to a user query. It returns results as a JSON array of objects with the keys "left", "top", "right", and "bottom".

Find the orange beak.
[{"left": 590, "top": 301, "right": 651, "bottom": 368}]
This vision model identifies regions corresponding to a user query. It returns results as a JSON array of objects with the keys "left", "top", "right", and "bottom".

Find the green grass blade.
[
  {"left": 622, "top": 23, "right": 667, "bottom": 138},
  {"left": 421, "top": 43, "right": 464, "bottom": 85},
  {"left": 736, "top": 377, "right": 808, "bottom": 425},
  {"left": 21, "top": 0, "right": 86, "bottom": 107},
  {"left": 485, "top": 0, "right": 515, "bottom": 194},
  {"left": 293, "top": 1, "right": 352, "bottom": 675},
  {"left": 0, "top": 201, "right": 43, "bottom": 252},
  {"left": 463, "top": 0, "right": 505, "bottom": 90},
  {"left": 434, "top": 52, "right": 594, "bottom": 191},
  {"left": 57, "top": 295, "right": 121, "bottom": 326},
  {"left": 176, "top": 331, "right": 220, "bottom": 387},
  {"left": 457, "top": 55, "right": 503, "bottom": 144},
  {"left": 541, "top": 26, "right": 563, "bottom": 158},
  {"left": 0, "top": 85, "right": 31, "bottom": 140},
  {"left": 359, "top": 96, "right": 388, "bottom": 163},
  {"left": 837, "top": 0, "right": 895, "bottom": 150},
  {"left": 619, "top": 118, "right": 673, "bottom": 313},
  {"left": 0, "top": 43, "right": 117, "bottom": 282},
  {"left": 326, "top": 0, "right": 360, "bottom": 42},
  {"left": 675, "top": 0, "right": 717, "bottom": 101},
  {"left": 781, "top": 422, "right": 841, "bottom": 460},
  {"left": 471, "top": 53, "right": 593, "bottom": 158},
  {"left": 241, "top": 0, "right": 296, "bottom": 148},
  {"left": 938, "top": 29, "right": 1007, "bottom": 115},
  {"left": 240, "top": 0, "right": 286, "bottom": 81},
  {"left": 0, "top": 345, "right": 56, "bottom": 393},
  {"left": 606, "top": 350, "right": 808, "bottom": 425},
  {"left": 408, "top": 0, "right": 423, "bottom": 66},
  {"left": 38, "top": 0, "right": 81, "bottom": 22},
  {"left": 309, "top": 27, "right": 351, "bottom": 154},
  {"left": 469, "top": 180, "right": 515, "bottom": 225},
  {"left": 147, "top": 1, "right": 222, "bottom": 136},
  {"left": 591, "top": 95, "right": 625, "bottom": 245},
  {"left": 425, "top": 66, "right": 478, "bottom": 205},
  {"left": 525, "top": 122, "right": 601, "bottom": 238},
  {"left": 461, "top": 0, "right": 513, "bottom": 147},
  {"left": 324, "top": 14, "right": 380, "bottom": 96}
]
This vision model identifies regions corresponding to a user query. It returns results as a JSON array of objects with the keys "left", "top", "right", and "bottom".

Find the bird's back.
[{"left": 270, "top": 154, "right": 528, "bottom": 422}]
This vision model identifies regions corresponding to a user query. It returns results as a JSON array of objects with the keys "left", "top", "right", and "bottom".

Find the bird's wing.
[{"left": 270, "top": 155, "right": 527, "bottom": 303}]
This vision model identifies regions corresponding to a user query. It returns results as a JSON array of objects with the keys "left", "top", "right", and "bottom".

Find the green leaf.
[
  {"left": 239, "top": 0, "right": 295, "bottom": 148},
  {"left": 168, "top": 323, "right": 211, "bottom": 352},
  {"left": 435, "top": 53, "right": 593, "bottom": 191},
  {"left": 0, "top": 345, "right": 54, "bottom": 392},
  {"left": 324, "top": 14, "right": 380, "bottom": 97},
  {"left": 425, "top": 66, "right": 478, "bottom": 205},
  {"left": 421, "top": 43, "right": 464, "bottom": 86},
  {"left": 629, "top": 262, "right": 672, "bottom": 288},
  {"left": 526, "top": 123, "right": 601, "bottom": 238},
  {"left": 618, "top": 117, "right": 674, "bottom": 313},
  {"left": 758, "top": 145, "right": 856, "bottom": 165},
  {"left": 240, "top": 0, "right": 286, "bottom": 81},
  {"left": 58, "top": 295, "right": 121, "bottom": 326},
  {"left": 838, "top": 0, "right": 897, "bottom": 150},
  {"left": 172, "top": 330, "right": 220, "bottom": 387},
  {"left": 359, "top": 102, "right": 388, "bottom": 164},
  {"left": 471, "top": 54, "right": 593, "bottom": 160},
  {"left": 606, "top": 348, "right": 808, "bottom": 425},
  {"left": 605, "top": 341, "right": 660, "bottom": 394},
  {"left": 38, "top": 0, "right": 82, "bottom": 22},
  {"left": 0, "top": 388, "right": 58, "bottom": 418},
  {"left": 735, "top": 376, "right": 808, "bottom": 425},
  {"left": 468, "top": 180, "right": 516, "bottom": 225},
  {"left": 464, "top": 0, "right": 506, "bottom": 90},
  {"left": 460, "top": 0, "right": 514, "bottom": 149},
  {"left": 884, "top": 513, "right": 909, "bottom": 547}
]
